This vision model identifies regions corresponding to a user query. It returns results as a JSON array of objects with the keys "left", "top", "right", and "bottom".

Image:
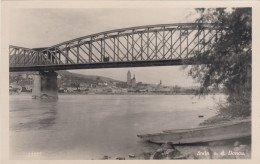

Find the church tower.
[
  {"left": 132, "top": 74, "right": 136, "bottom": 87},
  {"left": 127, "top": 70, "right": 131, "bottom": 86}
]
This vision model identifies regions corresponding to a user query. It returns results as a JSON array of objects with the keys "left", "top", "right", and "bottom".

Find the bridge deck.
[{"left": 10, "top": 59, "right": 197, "bottom": 72}]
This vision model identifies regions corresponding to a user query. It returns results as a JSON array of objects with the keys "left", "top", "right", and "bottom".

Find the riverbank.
[
  {"left": 10, "top": 91, "right": 214, "bottom": 96},
  {"left": 100, "top": 137, "right": 251, "bottom": 160},
  {"left": 101, "top": 115, "right": 251, "bottom": 160}
]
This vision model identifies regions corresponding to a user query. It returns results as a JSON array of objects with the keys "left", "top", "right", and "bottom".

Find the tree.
[
  {"left": 96, "top": 77, "right": 101, "bottom": 81},
  {"left": 187, "top": 8, "right": 252, "bottom": 117}
]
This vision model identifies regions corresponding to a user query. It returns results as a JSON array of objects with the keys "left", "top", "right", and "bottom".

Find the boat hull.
[{"left": 137, "top": 119, "right": 251, "bottom": 144}]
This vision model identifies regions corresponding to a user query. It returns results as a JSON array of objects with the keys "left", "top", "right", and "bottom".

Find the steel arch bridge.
[{"left": 9, "top": 23, "right": 224, "bottom": 72}]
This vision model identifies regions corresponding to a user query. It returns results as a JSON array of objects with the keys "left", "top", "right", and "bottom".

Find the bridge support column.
[{"left": 32, "top": 71, "right": 58, "bottom": 99}]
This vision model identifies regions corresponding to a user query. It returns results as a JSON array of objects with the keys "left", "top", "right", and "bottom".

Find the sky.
[{"left": 9, "top": 8, "right": 200, "bottom": 87}]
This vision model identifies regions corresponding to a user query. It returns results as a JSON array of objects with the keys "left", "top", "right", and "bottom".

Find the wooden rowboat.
[{"left": 137, "top": 119, "right": 251, "bottom": 144}]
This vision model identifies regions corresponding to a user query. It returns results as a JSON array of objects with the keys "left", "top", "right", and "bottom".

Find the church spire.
[{"left": 127, "top": 70, "right": 131, "bottom": 86}]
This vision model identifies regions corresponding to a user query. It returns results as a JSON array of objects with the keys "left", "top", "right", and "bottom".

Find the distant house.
[
  {"left": 63, "top": 88, "right": 68, "bottom": 93},
  {"left": 58, "top": 88, "right": 65, "bottom": 93},
  {"left": 80, "top": 83, "right": 90, "bottom": 87},
  {"left": 98, "top": 82, "right": 103, "bottom": 86},
  {"left": 136, "top": 82, "right": 143, "bottom": 86},
  {"left": 9, "top": 86, "right": 21, "bottom": 92},
  {"left": 95, "top": 88, "right": 104, "bottom": 93},
  {"left": 139, "top": 89, "right": 148, "bottom": 92},
  {"left": 27, "top": 75, "right": 33, "bottom": 79},
  {"left": 21, "top": 74, "right": 27, "bottom": 79},
  {"left": 88, "top": 88, "right": 104, "bottom": 93},
  {"left": 122, "top": 88, "right": 128, "bottom": 93},
  {"left": 103, "top": 87, "right": 112, "bottom": 93},
  {"left": 111, "top": 87, "right": 121, "bottom": 93},
  {"left": 64, "top": 87, "right": 75, "bottom": 93},
  {"left": 147, "top": 86, "right": 155, "bottom": 92},
  {"left": 116, "top": 82, "right": 127, "bottom": 88},
  {"left": 78, "top": 87, "right": 88, "bottom": 91},
  {"left": 90, "top": 84, "right": 97, "bottom": 88},
  {"left": 21, "top": 86, "right": 32, "bottom": 92}
]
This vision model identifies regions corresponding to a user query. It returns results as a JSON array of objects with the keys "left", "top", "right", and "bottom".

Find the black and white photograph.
[{"left": 1, "top": 1, "right": 259, "bottom": 162}]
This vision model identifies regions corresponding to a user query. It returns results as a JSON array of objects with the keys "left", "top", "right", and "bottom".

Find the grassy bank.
[{"left": 199, "top": 114, "right": 251, "bottom": 127}]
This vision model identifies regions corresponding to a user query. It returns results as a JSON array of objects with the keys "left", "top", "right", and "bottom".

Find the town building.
[{"left": 153, "top": 80, "right": 172, "bottom": 93}]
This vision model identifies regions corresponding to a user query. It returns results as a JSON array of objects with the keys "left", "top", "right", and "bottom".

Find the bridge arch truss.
[{"left": 9, "top": 23, "right": 224, "bottom": 71}]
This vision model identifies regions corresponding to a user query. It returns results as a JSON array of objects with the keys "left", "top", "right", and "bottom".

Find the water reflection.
[
  {"left": 38, "top": 101, "right": 57, "bottom": 129},
  {"left": 10, "top": 98, "right": 58, "bottom": 130}
]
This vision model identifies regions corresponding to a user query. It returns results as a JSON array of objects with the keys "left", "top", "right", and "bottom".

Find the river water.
[{"left": 9, "top": 94, "right": 225, "bottom": 159}]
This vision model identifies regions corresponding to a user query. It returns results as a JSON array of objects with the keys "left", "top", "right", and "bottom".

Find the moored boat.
[{"left": 137, "top": 119, "right": 251, "bottom": 144}]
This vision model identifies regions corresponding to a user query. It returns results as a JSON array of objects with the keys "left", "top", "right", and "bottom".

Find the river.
[{"left": 9, "top": 94, "right": 225, "bottom": 159}]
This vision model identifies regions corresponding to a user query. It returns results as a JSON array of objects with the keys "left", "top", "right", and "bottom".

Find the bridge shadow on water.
[
  {"left": 12, "top": 98, "right": 59, "bottom": 131},
  {"left": 35, "top": 99, "right": 58, "bottom": 129}
]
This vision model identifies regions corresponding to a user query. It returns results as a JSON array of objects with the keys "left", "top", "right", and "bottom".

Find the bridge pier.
[{"left": 32, "top": 71, "right": 58, "bottom": 100}]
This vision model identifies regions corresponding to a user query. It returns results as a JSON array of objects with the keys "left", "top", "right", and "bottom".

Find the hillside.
[
  {"left": 9, "top": 70, "right": 123, "bottom": 87},
  {"left": 57, "top": 70, "right": 121, "bottom": 83}
]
